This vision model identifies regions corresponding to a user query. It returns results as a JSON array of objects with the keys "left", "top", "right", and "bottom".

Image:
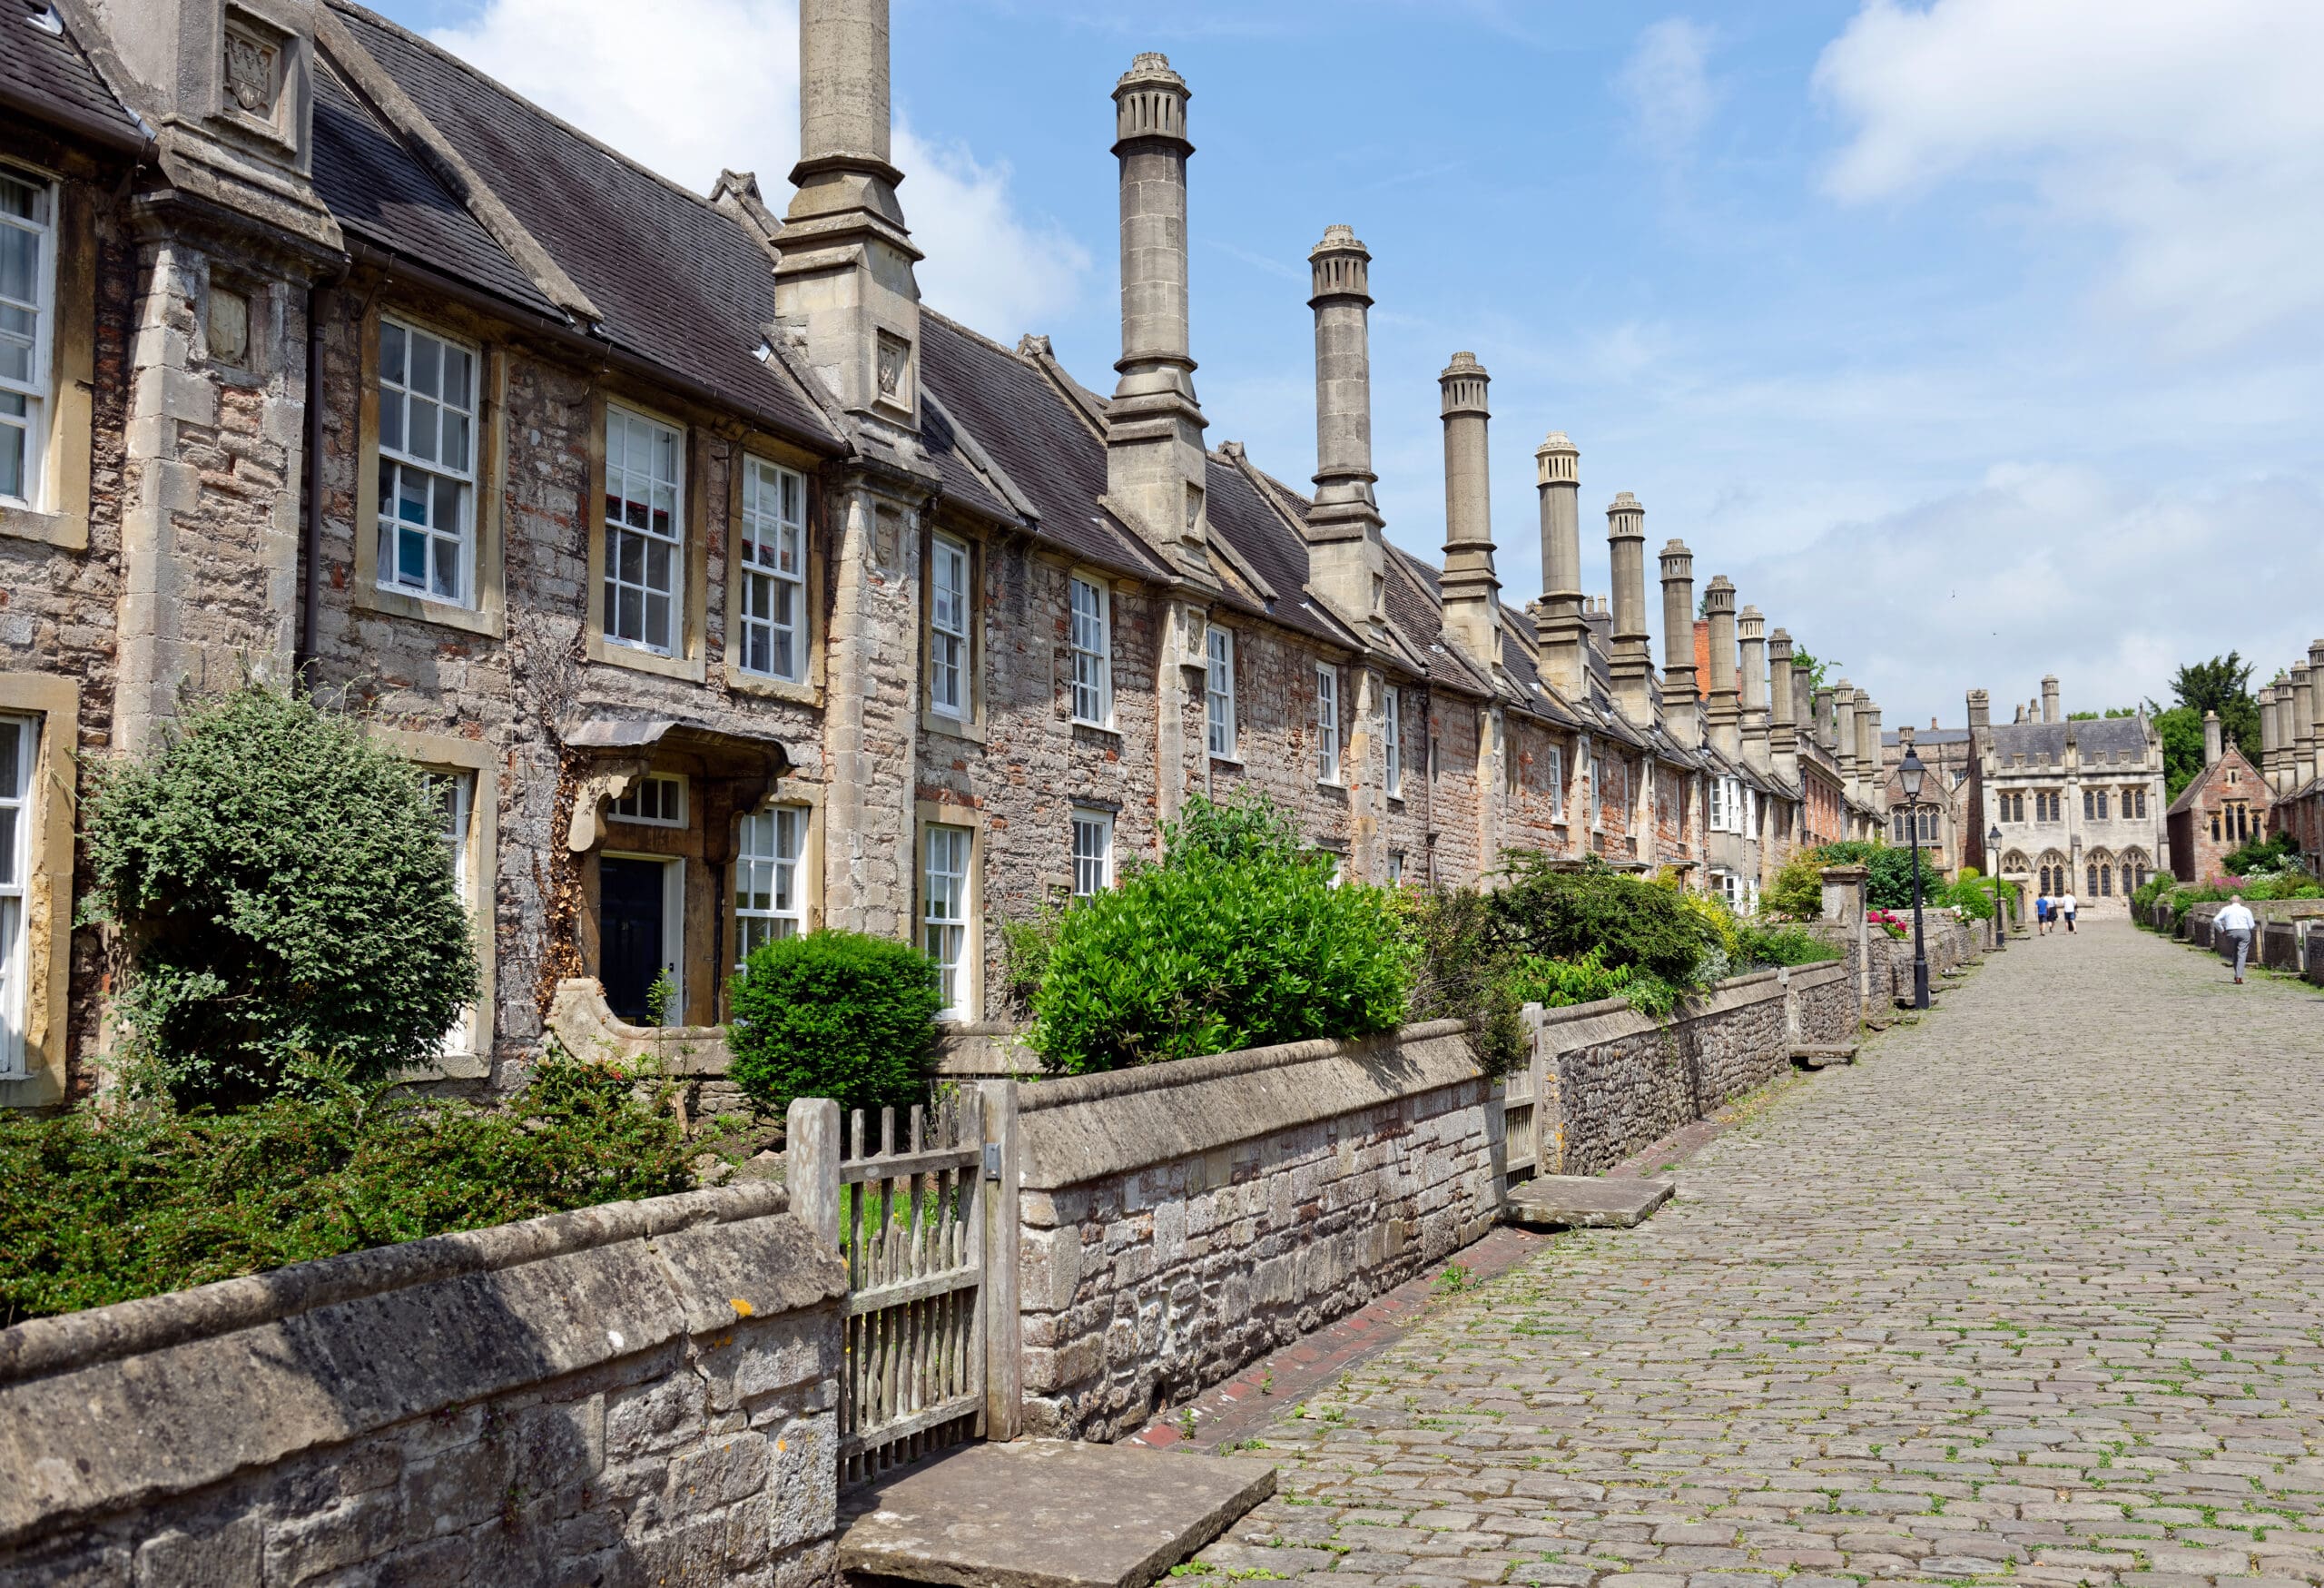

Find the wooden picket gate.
[{"left": 787, "top": 1082, "right": 1019, "bottom": 1489}]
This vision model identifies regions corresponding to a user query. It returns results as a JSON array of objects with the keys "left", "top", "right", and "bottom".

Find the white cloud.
[
  {"left": 1814, "top": 0, "right": 2324, "bottom": 354},
  {"left": 1729, "top": 462, "right": 2324, "bottom": 729},
  {"left": 428, "top": 0, "right": 1086, "bottom": 336},
  {"left": 1615, "top": 18, "right": 1718, "bottom": 164}
]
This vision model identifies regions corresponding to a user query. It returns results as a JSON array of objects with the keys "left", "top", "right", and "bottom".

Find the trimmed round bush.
[
  {"left": 84, "top": 684, "right": 479, "bottom": 1108},
  {"left": 1026, "top": 852, "right": 1413, "bottom": 1076},
  {"left": 726, "top": 930, "right": 942, "bottom": 1113},
  {"left": 1486, "top": 857, "right": 1712, "bottom": 983}
]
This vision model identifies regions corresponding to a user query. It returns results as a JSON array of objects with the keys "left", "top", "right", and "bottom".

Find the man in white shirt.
[
  {"left": 2059, "top": 891, "right": 2077, "bottom": 933},
  {"left": 2216, "top": 894, "right": 2259, "bottom": 983}
]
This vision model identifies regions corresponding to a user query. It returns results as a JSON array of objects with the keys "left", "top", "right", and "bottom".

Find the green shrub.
[
  {"left": 0, "top": 1057, "right": 690, "bottom": 1323},
  {"left": 1158, "top": 788, "right": 1321, "bottom": 871},
  {"left": 1734, "top": 922, "right": 1842, "bottom": 968},
  {"left": 2223, "top": 831, "right": 2300, "bottom": 877},
  {"left": 1026, "top": 849, "right": 1412, "bottom": 1075},
  {"left": 1507, "top": 947, "right": 1681, "bottom": 1018},
  {"left": 1811, "top": 841, "right": 1936, "bottom": 911},
  {"left": 726, "top": 931, "right": 942, "bottom": 1114},
  {"left": 1764, "top": 850, "right": 1827, "bottom": 919},
  {"left": 83, "top": 684, "right": 479, "bottom": 1109},
  {"left": 1487, "top": 854, "right": 1712, "bottom": 983},
  {"left": 1398, "top": 887, "right": 1527, "bottom": 1076}
]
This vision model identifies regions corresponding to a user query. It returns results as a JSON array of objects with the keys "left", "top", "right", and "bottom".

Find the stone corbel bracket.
[{"left": 566, "top": 757, "right": 651, "bottom": 853}]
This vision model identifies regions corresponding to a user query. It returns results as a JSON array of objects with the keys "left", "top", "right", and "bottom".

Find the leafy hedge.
[
  {"left": 0, "top": 1058, "right": 689, "bottom": 1323},
  {"left": 726, "top": 930, "right": 942, "bottom": 1114},
  {"left": 1486, "top": 855, "right": 1709, "bottom": 982},
  {"left": 83, "top": 685, "right": 479, "bottom": 1108},
  {"left": 1022, "top": 794, "right": 1413, "bottom": 1074}
]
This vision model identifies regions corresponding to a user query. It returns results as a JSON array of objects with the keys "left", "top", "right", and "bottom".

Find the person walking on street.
[
  {"left": 2060, "top": 890, "right": 2078, "bottom": 932},
  {"left": 2218, "top": 893, "right": 2258, "bottom": 983},
  {"left": 2035, "top": 893, "right": 2052, "bottom": 935}
]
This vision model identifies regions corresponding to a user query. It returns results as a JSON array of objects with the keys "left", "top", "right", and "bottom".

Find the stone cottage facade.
[
  {"left": 2251, "top": 645, "right": 2324, "bottom": 874},
  {"left": 0, "top": 0, "right": 1881, "bottom": 1106}
]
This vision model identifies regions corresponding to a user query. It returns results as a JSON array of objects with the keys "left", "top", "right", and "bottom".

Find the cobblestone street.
[{"left": 1194, "top": 924, "right": 2324, "bottom": 1587}]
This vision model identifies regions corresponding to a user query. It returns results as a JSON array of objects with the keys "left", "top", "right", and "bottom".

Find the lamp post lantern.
[
  {"left": 1987, "top": 823, "right": 2007, "bottom": 952},
  {"left": 1899, "top": 746, "right": 1931, "bottom": 1009}
]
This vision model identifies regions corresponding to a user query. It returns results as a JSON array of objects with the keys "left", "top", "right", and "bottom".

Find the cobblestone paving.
[{"left": 1192, "top": 924, "right": 2324, "bottom": 1587}]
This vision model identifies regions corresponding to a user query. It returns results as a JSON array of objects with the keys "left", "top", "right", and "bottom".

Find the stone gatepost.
[{"left": 1820, "top": 863, "right": 1871, "bottom": 1019}]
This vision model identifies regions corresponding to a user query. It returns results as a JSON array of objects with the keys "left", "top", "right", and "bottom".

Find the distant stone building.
[
  {"left": 0, "top": 0, "right": 1884, "bottom": 1106},
  {"left": 1887, "top": 677, "right": 2166, "bottom": 915},
  {"left": 2167, "top": 712, "right": 2271, "bottom": 885}
]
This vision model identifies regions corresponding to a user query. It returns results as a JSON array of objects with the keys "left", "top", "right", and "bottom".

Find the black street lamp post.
[
  {"left": 1899, "top": 747, "right": 1931, "bottom": 1009},
  {"left": 1987, "top": 823, "right": 2007, "bottom": 952}
]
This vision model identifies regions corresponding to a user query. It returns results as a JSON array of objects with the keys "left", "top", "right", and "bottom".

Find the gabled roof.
[
  {"left": 4, "top": 0, "right": 145, "bottom": 150},
  {"left": 2167, "top": 747, "right": 2269, "bottom": 816},
  {"left": 323, "top": 2, "right": 836, "bottom": 449},
  {"left": 1991, "top": 716, "right": 2150, "bottom": 760}
]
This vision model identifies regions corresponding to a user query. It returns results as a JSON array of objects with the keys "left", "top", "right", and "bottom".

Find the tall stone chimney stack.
[
  {"left": 1739, "top": 607, "right": 1770, "bottom": 772},
  {"left": 779, "top": 0, "right": 925, "bottom": 427},
  {"left": 1436, "top": 353, "right": 1499, "bottom": 666},
  {"left": 2294, "top": 665, "right": 2317, "bottom": 789},
  {"left": 2310, "top": 639, "right": 2324, "bottom": 777},
  {"left": 1658, "top": 540, "right": 1699, "bottom": 745},
  {"left": 1834, "top": 684, "right": 1858, "bottom": 787},
  {"left": 1704, "top": 577, "right": 1740, "bottom": 760},
  {"left": 1606, "top": 493, "right": 1653, "bottom": 722},
  {"left": 1856, "top": 699, "right": 1881, "bottom": 804},
  {"left": 1106, "top": 54, "right": 1211, "bottom": 576},
  {"left": 1534, "top": 432, "right": 1585, "bottom": 699},
  {"left": 1305, "top": 225, "right": 1383, "bottom": 632},
  {"left": 1967, "top": 689, "right": 1991, "bottom": 734},
  {"left": 2041, "top": 675, "right": 2061, "bottom": 724},
  {"left": 2203, "top": 709, "right": 2223, "bottom": 767},
  {"left": 2261, "top": 683, "right": 2286, "bottom": 792}
]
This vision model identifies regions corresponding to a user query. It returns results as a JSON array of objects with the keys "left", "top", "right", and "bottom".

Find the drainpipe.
[{"left": 297, "top": 283, "right": 336, "bottom": 689}]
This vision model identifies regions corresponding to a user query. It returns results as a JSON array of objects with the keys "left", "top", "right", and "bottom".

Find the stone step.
[
  {"left": 840, "top": 1438, "right": 1275, "bottom": 1588},
  {"left": 1502, "top": 1174, "right": 1675, "bottom": 1230},
  {"left": 1790, "top": 1043, "right": 1858, "bottom": 1069}
]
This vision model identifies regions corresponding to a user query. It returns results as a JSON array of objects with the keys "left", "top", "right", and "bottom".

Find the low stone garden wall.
[
  {"left": 1866, "top": 912, "right": 1979, "bottom": 1004},
  {"left": 1536, "top": 962, "right": 1854, "bottom": 1178},
  {"left": 0, "top": 1184, "right": 845, "bottom": 1586},
  {"left": 1009, "top": 1021, "right": 1499, "bottom": 1443}
]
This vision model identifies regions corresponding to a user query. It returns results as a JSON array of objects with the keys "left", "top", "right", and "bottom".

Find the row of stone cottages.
[{"left": 0, "top": 0, "right": 1887, "bottom": 1107}]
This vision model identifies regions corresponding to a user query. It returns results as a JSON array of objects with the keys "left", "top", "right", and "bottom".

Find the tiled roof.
[
  {"left": 326, "top": 2, "right": 836, "bottom": 449},
  {"left": 916, "top": 313, "right": 1167, "bottom": 577},
  {"left": 0, "top": 0, "right": 143, "bottom": 149},
  {"left": 1884, "top": 727, "right": 1973, "bottom": 745},
  {"left": 1991, "top": 717, "right": 2150, "bottom": 759},
  {"left": 311, "top": 57, "right": 558, "bottom": 320}
]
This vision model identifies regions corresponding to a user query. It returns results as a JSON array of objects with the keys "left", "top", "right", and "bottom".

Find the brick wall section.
[
  {"left": 1009, "top": 1023, "right": 1498, "bottom": 1443},
  {"left": 0, "top": 1186, "right": 844, "bottom": 1587}
]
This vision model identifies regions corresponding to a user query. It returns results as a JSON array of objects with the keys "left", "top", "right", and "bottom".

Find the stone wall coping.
[
  {"left": 0, "top": 1180, "right": 840, "bottom": 1547},
  {"left": 0, "top": 1181, "right": 787, "bottom": 1387},
  {"left": 547, "top": 977, "right": 734, "bottom": 1073},
  {"left": 2185, "top": 898, "right": 2324, "bottom": 924},
  {"left": 1532, "top": 965, "right": 1817, "bottom": 1051},
  {"left": 1015, "top": 1019, "right": 1470, "bottom": 1114},
  {"left": 1016, "top": 1023, "right": 1480, "bottom": 1191}
]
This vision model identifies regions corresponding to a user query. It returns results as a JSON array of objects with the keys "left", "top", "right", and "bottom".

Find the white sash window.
[
  {"left": 738, "top": 459, "right": 806, "bottom": 681},
  {"left": 604, "top": 407, "right": 683, "bottom": 653},
  {"left": 377, "top": 320, "right": 478, "bottom": 605}
]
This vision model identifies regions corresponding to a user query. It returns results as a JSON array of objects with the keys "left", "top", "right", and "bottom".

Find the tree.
[
  {"left": 2167, "top": 654, "right": 2260, "bottom": 761},
  {"left": 2147, "top": 705, "right": 2207, "bottom": 801},
  {"left": 84, "top": 685, "right": 480, "bottom": 1109},
  {"left": 2066, "top": 707, "right": 2136, "bottom": 720}
]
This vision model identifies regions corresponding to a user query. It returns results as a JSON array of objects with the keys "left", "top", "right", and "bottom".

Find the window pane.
[
  {"left": 0, "top": 224, "right": 36, "bottom": 307},
  {"left": 408, "top": 397, "right": 438, "bottom": 462},
  {"left": 0, "top": 720, "right": 20, "bottom": 800},
  {"left": 0, "top": 425, "right": 20, "bottom": 501},
  {"left": 379, "top": 321, "right": 406, "bottom": 385},
  {"left": 0, "top": 807, "right": 14, "bottom": 887},
  {"left": 409, "top": 332, "right": 440, "bottom": 399}
]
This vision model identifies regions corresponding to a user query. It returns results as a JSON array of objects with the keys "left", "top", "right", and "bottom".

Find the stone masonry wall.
[
  {"left": 1544, "top": 963, "right": 1853, "bottom": 1177},
  {"left": 1010, "top": 1022, "right": 1496, "bottom": 1443},
  {"left": 0, "top": 1185, "right": 845, "bottom": 1587}
]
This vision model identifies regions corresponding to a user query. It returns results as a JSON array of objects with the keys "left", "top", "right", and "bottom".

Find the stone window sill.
[
  {"left": 587, "top": 633, "right": 707, "bottom": 684},
  {"left": 0, "top": 502, "right": 86, "bottom": 552},
  {"left": 356, "top": 581, "right": 506, "bottom": 638},
  {"left": 1071, "top": 719, "right": 1122, "bottom": 739},
  {"left": 729, "top": 669, "right": 822, "bottom": 708},
  {"left": 923, "top": 710, "right": 988, "bottom": 744}
]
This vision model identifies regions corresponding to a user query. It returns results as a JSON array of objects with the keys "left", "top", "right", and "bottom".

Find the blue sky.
[{"left": 380, "top": 0, "right": 2324, "bottom": 730}]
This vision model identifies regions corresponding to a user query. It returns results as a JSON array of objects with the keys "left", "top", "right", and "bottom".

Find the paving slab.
[
  {"left": 1502, "top": 1173, "right": 1674, "bottom": 1228},
  {"left": 838, "top": 1438, "right": 1276, "bottom": 1587}
]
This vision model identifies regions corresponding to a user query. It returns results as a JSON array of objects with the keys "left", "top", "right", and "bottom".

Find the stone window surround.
[
  {"left": 0, "top": 161, "right": 94, "bottom": 554},
  {"left": 350, "top": 301, "right": 508, "bottom": 637},
  {"left": 0, "top": 674, "right": 75, "bottom": 1109},
  {"left": 372, "top": 726, "right": 497, "bottom": 1081},
  {"left": 916, "top": 799, "right": 986, "bottom": 1024},
  {"left": 723, "top": 439, "right": 826, "bottom": 706},
  {"left": 921, "top": 522, "right": 999, "bottom": 744},
  {"left": 585, "top": 390, "right": 709, "bottom": 684}
]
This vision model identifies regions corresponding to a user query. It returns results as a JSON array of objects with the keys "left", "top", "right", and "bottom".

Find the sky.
[{"left": 377, "top": 0, "right": 2324, "bottom": 731}]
